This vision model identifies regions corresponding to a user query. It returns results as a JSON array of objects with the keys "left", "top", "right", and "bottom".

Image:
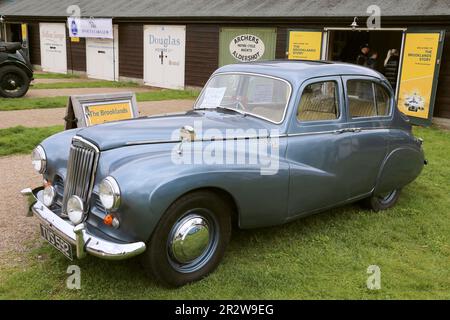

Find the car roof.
[{"left": 215, "top": 60, "right": 386, "bottom": 85}]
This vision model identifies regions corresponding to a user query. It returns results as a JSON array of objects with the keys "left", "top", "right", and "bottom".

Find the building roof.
[{"left": 0, "top": 0, "right": 449, "bottom": 19}]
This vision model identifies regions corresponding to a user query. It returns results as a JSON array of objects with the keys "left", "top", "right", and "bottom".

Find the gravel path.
[
  {"left": 0, "top": 99, "right": 194, "bottom": 129},
  {"left": 0, "top": 155, "right": 42, "bottom": 259}
]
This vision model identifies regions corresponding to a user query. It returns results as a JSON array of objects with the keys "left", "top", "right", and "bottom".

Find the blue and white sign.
[{"left": 68, "top": 17, "right": 113, "bottom": 39}]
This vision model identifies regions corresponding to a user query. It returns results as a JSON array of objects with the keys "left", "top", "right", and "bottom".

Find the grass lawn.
[
  {"left": 0, "top": 126, "right": 63, "bottom": 156},
  {"left": 33, "top": 72, "right": 81, "bottom": 79},
  {"left": 31, "top": 80, "right": 139, "bottom": 90},
  {"left": 0, "top": 126, "right": 449, "bottom": 299},
  {"left": 0, "top": 90, "right": 199, "bottom": 111}
]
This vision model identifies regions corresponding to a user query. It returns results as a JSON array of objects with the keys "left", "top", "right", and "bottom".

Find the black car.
[{"left": 0, "top": 42, "right": 33, "bottom": 98}]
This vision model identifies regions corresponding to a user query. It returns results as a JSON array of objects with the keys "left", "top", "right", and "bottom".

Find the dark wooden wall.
[
  {"left": 185, "top": 24, "right": 220, "bottom": 87},
  {"left": 66, "top": 34, "right": 86, "bottom": 72},
  {"left": 434, "top": 31, "right": 450, "bottom": 118},
  {"left": 118, "top": 23, "right": 144, "bottom": 79},
  {"left": 27, "top": 22, "right": 40, "bottom": 65}
]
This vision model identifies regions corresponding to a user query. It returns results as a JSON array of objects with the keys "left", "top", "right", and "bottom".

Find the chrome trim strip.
[
  {"left": 125, "top": 134, "right": 288, "bottom": 146},
  {"left": 287, "top": 126, "right": 389, "bottom": 137},
  {"left": 26, "top": 187, "right": 146, "bottom": 260},
  {"left": 193, "top": 71, "right": 293, "bottom": 125}
]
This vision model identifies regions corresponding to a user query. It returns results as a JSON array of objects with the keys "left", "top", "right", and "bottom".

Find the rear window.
[{"left": 347, "top": 80, "right": 391, "bottom": 118}]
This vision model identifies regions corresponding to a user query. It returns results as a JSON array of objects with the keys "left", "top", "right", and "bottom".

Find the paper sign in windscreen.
[{"left": 200, "top": 87, "right": 227, "bottom": 108}]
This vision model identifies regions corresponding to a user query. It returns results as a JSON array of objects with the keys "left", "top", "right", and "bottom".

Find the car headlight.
[
  {"left": 67, "top": 195, "right": 85, "bottom": 225},
  {"left": 99, "top": 176, "right": 121, "bottom": 211},
  {"left": 32, "top": 145, "right": 46, "bottom": 174}
]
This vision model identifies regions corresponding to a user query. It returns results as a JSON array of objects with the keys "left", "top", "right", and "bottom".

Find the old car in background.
[
  {"left": 22, "top": 61, "right": 425, "bottom": 287},
  {"left": 0, "top": 41, "right": 33, "bottom": 98}
]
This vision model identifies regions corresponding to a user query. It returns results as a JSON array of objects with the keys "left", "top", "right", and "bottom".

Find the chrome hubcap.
[
  {"left": 167, "top": 210, "right": 218, "bottom": 273},
  {"left": 377, "top": 189, "right": 396, "bottom": 204}
]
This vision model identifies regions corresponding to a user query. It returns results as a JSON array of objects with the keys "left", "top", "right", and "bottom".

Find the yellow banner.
[
  {"left": 21, "top": 24, "right": 28, "bottom": 41},
  {"left": 398, "top": 33, "right": 440, "bottom": 119},
  {"left": 288, "top": 31, "right": 322, "bottom": 60},
  {"left": 84, "top": 101, "right": 133, "bottom": 126}
]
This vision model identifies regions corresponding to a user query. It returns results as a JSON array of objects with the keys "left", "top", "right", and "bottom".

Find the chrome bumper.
[{"left": 21, "top": 187, "right": 146, "bottom": 260}]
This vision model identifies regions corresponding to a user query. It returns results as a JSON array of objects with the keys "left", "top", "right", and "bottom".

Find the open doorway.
[{"left": 326, "top": 29, "right": 403, "bottom": 93}]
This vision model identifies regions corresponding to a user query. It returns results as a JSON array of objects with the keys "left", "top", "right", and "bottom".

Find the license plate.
[{"left": 40, "top": 224, "right": 73, "bottom": 260}]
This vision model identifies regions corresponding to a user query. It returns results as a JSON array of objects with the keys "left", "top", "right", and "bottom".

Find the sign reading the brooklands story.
[
  {"left": 229, "top": 34, "right": 265, "bottom": 62},
  {"left": 64, "top": 93, "right": 138, "bottom": 129},
  {"left": 68, "top": 17, "right": 113, "bottom": 39},
  {"left": 398, "top": 32, "right": 442, "bottom": 123},
  {"left": 287, "top": 30, "right": 323, "bottom": 60}
]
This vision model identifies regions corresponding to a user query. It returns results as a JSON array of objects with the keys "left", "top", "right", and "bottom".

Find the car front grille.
[{"left": 62, "top": 137, "right": 99, "bottom": 216}]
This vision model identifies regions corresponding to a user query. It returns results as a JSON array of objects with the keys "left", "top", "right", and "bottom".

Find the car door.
[
  {"left": 286, "top": 76, "right": 354, "bottom": 217},
  {"left": 342, "top": 76, "right": 392, "bottom": 199}
]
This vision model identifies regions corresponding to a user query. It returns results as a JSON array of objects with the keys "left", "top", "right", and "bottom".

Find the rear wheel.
[
  {"left": 0, "top": 65, "right": 30, "bottom": 98},
  {"left": 142, "top": 190, "right": 232, "bottom": 287},
  {"left": 362, "top": 188, "right": 401, "bottom": 212}
]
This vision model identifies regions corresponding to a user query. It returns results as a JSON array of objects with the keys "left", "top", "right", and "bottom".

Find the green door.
[{"left": 219, "top": 27, "right": 277, "bottom": 66}]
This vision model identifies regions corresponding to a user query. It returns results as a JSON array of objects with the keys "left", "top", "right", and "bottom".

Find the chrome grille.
[{"left": 62, "top": 137, "right": 99, "bottom": 215}]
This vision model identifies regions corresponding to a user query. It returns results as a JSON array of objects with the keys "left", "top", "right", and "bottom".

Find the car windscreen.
[{"left": 194, "top": 73, "right": 291, "bottom": 123}]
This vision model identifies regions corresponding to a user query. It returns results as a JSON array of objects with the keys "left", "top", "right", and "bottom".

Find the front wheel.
[
  {"left": 142, "top": 190, "right": 232, "bottom": 287},
  {"left": 0, "top": 65, "right": 31, "bottom": 98},
  {"left": 361, "top": 188, "right": 401, "bottom": 212}
]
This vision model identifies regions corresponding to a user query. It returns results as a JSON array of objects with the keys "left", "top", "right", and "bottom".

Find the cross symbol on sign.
[{"left": 159, "top": 51, "right": 168, "bottom": 64}]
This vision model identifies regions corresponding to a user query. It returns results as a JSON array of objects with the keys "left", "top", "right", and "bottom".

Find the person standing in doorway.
[
  {"left": 356, "top": 44, "right": 370, "bottom": 66},
  {"left": 367, "top": 51, "right": 379, "bottom": 70}
]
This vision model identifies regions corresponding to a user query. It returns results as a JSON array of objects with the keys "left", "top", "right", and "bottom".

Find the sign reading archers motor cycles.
[
  {"left": 64, "top": 92, "right": 138, "bottom": 129},
  {"left": 229, "top": 34, "right": 265, "bottom": 62}
]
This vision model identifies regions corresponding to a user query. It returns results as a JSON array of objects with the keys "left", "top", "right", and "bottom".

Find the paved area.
[
  {"left": 25, "top": 86, "right": 152, "bottom": 98},
  {"left": 0, "top": 99, "right": 194, "bottom": 129}
]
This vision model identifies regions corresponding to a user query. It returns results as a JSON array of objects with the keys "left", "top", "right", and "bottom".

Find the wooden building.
[{"left": 0, "top": 0, "right": 449, "bottom": 121}]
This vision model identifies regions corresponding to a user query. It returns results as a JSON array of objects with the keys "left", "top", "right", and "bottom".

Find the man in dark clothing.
[
  {"left": 356, "top": 44, "right": 370, "bottom": 66},
  {"left": 367, "top": 51, "right": 379, "bottom": 70}
]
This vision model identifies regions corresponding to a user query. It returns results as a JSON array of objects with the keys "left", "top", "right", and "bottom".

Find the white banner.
[{"left": 68, "top": 17, "right": 113, "bottom": 39}]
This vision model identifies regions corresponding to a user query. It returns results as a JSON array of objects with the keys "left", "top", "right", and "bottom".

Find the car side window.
[
  {"left": 347, "top": 80, "right": 391, "bottom": 118},
  {"left": 297, "top": 81, "right": 339, "bottom": 122},
  {"left": 375, "top": 84, "right": 391, "bottom": 116}
]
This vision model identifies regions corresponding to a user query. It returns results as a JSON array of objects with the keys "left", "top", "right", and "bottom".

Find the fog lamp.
[
  {"left": 42, "top": 185, "right": 55, "bottom": 207},
  {"left": 67, "top": 195, "right": 85, "bottom": 225}
]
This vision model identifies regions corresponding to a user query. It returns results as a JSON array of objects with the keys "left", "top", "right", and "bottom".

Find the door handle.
[
  {"left": 348, "top": 127, "right": 362, "bottom": 133},
  {"left": 333, "top": 129, "right": 347, "bottom": 134}
]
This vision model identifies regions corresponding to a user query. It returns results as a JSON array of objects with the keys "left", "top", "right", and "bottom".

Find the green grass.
[
  {"left": 31, "top": 80, "right": 139, "bottom": 90},
  {"left": 34, "top": 72, "right": 81, "bottom": 79},
  {"left": 0, "top": 126, "right": 63, "bottom": 156},
  {"left": 0, "top": 90, "right": 199, "bottom": 111},
  {"left": 0, "top": 126, "right": 449, "bottom": 299}
]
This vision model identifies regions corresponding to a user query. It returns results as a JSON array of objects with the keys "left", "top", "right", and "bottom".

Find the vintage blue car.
[{"left": 22, "top": 61, "right": 425, "bottom": 287}]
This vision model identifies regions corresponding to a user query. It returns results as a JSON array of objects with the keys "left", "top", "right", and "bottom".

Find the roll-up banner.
[{"left": 397, "top": 31, "right": 445, "bottom": 125}]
